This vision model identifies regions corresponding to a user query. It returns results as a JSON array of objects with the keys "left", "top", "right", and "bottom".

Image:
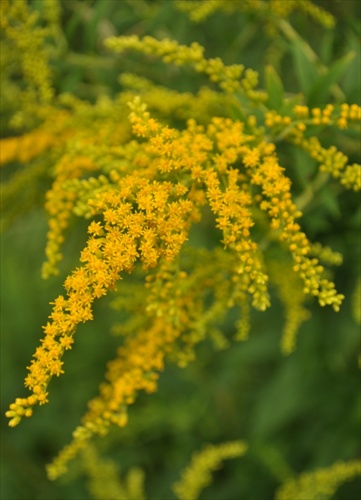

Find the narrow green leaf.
[
  {"left": 308, "top": 51, "right": 356, "bottom": 107},
  {"left": 319, "top": 29, "right": 335, "bottom": 65},
  {"left": 319, "top": 187, "right": 341, "bottom": 219},
  {"left": 265, "top": 65, "right": 285, "bottom": 111},
  {"left": 291, "top": 38, "right": 319, "bottom": 94}
]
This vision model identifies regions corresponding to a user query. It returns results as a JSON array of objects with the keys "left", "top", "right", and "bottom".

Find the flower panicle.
[
  {"left": 276, "top": 459, "right": 361, "bottom": 500},
  {"left": 6, "top": 95, "right": 351, "bottom": 432},
  {"left": 173, "top": 440, "right": 247, "bottom": 500},
  {"left": 175, "top": 0, "right": 334, "bottom": 29},
  {"left": 105, "top": 34, "right": 264, "bottom": 96}
]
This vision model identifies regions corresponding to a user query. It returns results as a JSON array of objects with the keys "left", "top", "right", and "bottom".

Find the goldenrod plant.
[{"left": 1, "top": 1, "right": 360, "bottom": 499}]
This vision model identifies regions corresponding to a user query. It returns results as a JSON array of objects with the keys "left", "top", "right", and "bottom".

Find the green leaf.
[
  {"left": 308, "top": 51, "right": 356, "bottom": 107},
  {"left": 319, "top": 29, "right": 335, "bottom": 65},
  {"left": 291, "top": 37, "right": 319, "bottom": 95},
  {"left": 319, "top": 187, "right": 341, "bottom": 219},
  {"left": 265, "top": 65, "right": 285, "bottom": 111}
]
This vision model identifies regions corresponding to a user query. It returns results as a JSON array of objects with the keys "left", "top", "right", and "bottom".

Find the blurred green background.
[{"left": 1, "top": 1, "right": 360, "bottom": 499}]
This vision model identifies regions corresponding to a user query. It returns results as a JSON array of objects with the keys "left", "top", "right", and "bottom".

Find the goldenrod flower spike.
[
  {"left": 81, "top": 445, "right": 146, "bottom": 500},
  {"left": 105, "top": 35, "right": 265, "bottom": 97},
  {"left": 276, "top": 459, "right": 361, "bottom": 500},
  {"left": 175, "top": 0, "right": 335, "bottom": 29},
  {"left": 173, "top": 441, "right": 247, "bottom": 500}
]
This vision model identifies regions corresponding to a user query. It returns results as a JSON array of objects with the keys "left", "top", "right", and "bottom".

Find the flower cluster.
[
  {"left": 8, "top": 162, "right": 197, "bottom": 427},
  {"left": 80, "top": 440, "right": 245, "bottom": 500},
  {"left": 173, "top": 441, "right": 247, "bottom": 500},
  {"left": 176, "top": 0, "right": 334, "bottom": 30},
  {"left": 276, "top": 459, "right": 361, "bottom": 500},
  {"left": 0, "top": 0, "right": 59, "bottom": 128},
  {"left": 269, "top": 261, "right": 310, "bottom": 354},
  {"left": 0, "top": 128, "right": 55, "bottom": 166},
  {"left": 82, "top": 445, "right": 145, "bottom": 500},
  {"left": 6, "top": 95, "right": 348, "bottom": 437},
  {"left": 265, "top": 104, "right": 361, "bottom": 192},
  {"left": 105, "top": 35, "right": 263, "bottom": 97}
]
